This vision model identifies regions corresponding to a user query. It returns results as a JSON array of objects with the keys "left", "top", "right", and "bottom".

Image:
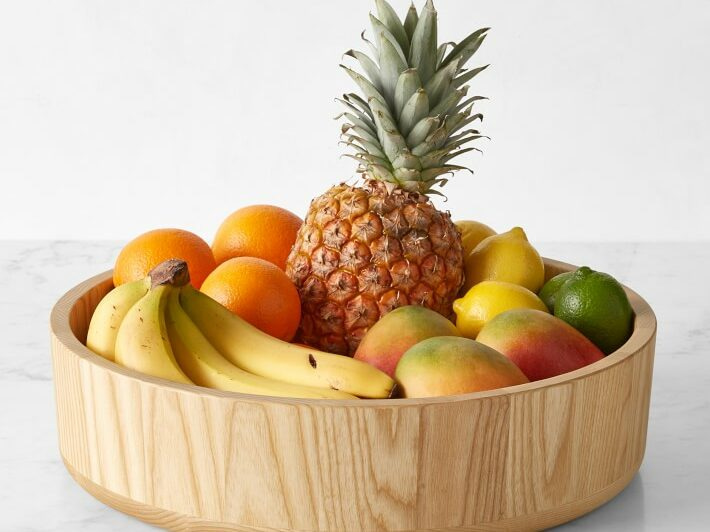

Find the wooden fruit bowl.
[{"left": 50, "top": 259, "right": 656, "bottom": 531}]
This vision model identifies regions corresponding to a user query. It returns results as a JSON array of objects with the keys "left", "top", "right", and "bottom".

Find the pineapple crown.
[{"left": 338, "top": 0, "right": 489, "bottom": 196}]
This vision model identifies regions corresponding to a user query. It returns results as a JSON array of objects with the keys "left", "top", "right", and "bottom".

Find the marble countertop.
[{"left": 1, "top": 240, "right": 708, "bottom": 531}]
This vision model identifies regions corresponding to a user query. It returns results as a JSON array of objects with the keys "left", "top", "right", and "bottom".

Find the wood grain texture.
[{"left": 50, "top": 259, "right": 656, "bottom": 531}]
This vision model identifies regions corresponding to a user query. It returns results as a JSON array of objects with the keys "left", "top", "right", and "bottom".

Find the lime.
[
  {"left": 553, "top": 267, "right": 634, "bottom": 354},
  {"left": 538, "top": 271, "right": 575, "bottom": 311}
]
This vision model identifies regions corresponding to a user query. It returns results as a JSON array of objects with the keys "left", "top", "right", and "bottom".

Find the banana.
[
  {"left": 179, "top": 286, "right": 396, "bottom": 398},
  {"left": 86, "top": 278, "right": 149, "bottom": 361},
  {"left": 115, "top": 283, "right": 192, "bottom": 385},
  {"left": 165, "top": 290, "right": 358, "bottom": 399}
]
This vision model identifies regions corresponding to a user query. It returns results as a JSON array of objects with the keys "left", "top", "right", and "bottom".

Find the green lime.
[
  {"left": 553, "top": 266, "right": 634, "bottom": 354},
  {"left": 538, "top": 271, "right": 575, "bottom": 311}
]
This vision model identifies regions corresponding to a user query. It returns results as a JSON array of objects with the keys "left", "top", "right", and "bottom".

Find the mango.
[
  {"left": 394, "top": 336, "right": 529, "bottom": 398},
  {"left": 476, "top": 309, "right": 604, "bottom": 381},
  {"left": 354, "top": 305, "right": 460, "bottom": 377}
]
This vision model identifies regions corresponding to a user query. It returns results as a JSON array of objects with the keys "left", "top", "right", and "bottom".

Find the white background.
[{"left": 1, "top": 0, "right": 708, "bottom": 242}]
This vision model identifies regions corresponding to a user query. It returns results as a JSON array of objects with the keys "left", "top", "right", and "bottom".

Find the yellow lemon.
[
  {"left": 455, "top": 220, "right": 496, "bottom": 257},
  {"left": 453, "top": 281, "right": 549, "bottom": 339},
  {"left": 463, "top": 227, "right": 545, "bottom": 293}
]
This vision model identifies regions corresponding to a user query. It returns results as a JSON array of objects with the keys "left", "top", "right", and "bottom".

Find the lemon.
[
  {"left": 453, "top": 280, "right": 549, "bottom": 339},
  {"left": 455, "top": 220, "right": 496, "bottom": 257},
  {"left": 463, "top": 227, "right": 545, "bottom": 293}
]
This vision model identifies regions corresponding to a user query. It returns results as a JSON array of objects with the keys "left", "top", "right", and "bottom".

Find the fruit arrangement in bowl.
[
  {"left": 86, "top": 204, "right": 634, "bottom": 399},
  {"left": 82, "top": 0, "right": 636, "bottom": 401},
  {"left": 50, "top": 2, "right": 656, "bottom": 530}
]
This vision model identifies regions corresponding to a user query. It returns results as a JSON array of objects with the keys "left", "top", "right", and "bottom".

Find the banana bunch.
[{"left": 86, "top": 259, "right": 395, "bottom": 399}]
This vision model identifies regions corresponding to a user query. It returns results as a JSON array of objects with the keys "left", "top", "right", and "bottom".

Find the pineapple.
[{"left": 285, "top": 0, "right": 488, "bottom": 355}]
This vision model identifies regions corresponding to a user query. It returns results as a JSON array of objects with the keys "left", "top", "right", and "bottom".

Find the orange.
[
  {"left": 113, "top": 228, "right": 216, "bottom": 289},
  {"left": 212, "top": 205, "right": 303, "bottom": 270},
  {"left": 200, "top": 256, "right": 302, "bottom": 341}
]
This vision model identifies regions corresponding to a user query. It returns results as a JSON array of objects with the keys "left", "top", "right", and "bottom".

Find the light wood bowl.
[{"left": 50, "top": 259, "right": 656, "bottom": 531}]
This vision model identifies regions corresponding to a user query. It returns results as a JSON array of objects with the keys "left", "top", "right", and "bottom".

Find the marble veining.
[{"left": 0, "top": 240, "right": 708, "bottom": 531}]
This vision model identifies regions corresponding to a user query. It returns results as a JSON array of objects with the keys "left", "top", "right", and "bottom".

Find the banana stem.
[{"left": 148, "top": 259, "right": 190, "bottom": 289}]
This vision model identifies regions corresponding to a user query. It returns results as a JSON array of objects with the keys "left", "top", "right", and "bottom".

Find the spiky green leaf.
[
  {"left": 349, "top": 124, "right": 380, "bottom": 146},
  {"left": 441, "top": 147, "right": 477, "bottom": 164},
  {"left": 367, "top": 163, "right": 397, "bottom": 182},
  {"left": 399, "top": 89, "right": 429, "bottom": 137},
  {"left": 368, "top": 96, "right": 399, "bottom": 134},
  {"left": 406, "top": 116, "right": 439, "bottom": 146},
  {"left": 392, "top": 151, "right": 422, "bottom": 170},
  {"left": 336, "top": 110, "right": 377, "bottom": 135},
  {"left": 344, "top": 50, "right": 382, "bottom": 91},
  {"left": 452, "top": 32, "right": 487, "bottom": 69},
  {"left": 370, "top": 14, "right": 408, "bottom": 65},
  {"left": 411, "top": 139, "right": 434, "bottom": 157},
  {"left": 420, "top": 166, "right": 464, "bottom": 181},
  {"left": 359, "top": 30, "right": 380, "bottom": 63},
  {"left": 451, "top": 95, "right": 487, "bottom": 115},
  {"left": 394, "top": 69, "right": 422, "bottom": 118},
  {"left": 419, "top": 145, "right": 456, "bottom": 167},
  {"left": 441, "top": 28, "right": 489, "bottom": 68},
  {"left": 339, "top": 140, "right": 369, "bottom": 156},
  {"left": 452, "top": 64, "right": 489, "bottom": 88},
  {"left": 429, "top": 87, "right": 467, "bottom": 117},
  {"left": 343, "top": 152, "right": 390, "bottom": 168},
  {"left": 423, "top": 116, "right": 454, "bottom": 150},
  {"left": 446, "top": 128, "right": 481, "bottom": 146},
  {"left": 337, "top": 100, "right": 373, "bottom": 129},
  {"left": 381, "top": 126, "right": 410, "bottom": 161},
  {"left": 436, "top": 42, "right": 453, "bottom": 68},
  {"left": 408, "top": 0, "right": 437, "bottom": 84},
  {"left": 393, "top": 167, "right": 422, "bottom": 182},
  {"left": 442, "top": 133, "right": 486, "bottom": 153},
  {"left": 403, "top": 3, "right": 419, "bottom": 41},
  {"left": 341, "top": 65, "right": 387, "bottom": 106},
  {"left": 343, "top": 134, "right": 386, "bottom": 159},
  {"left": 369, "top": 100, "right": 408, "bottom": 160},
  {"left": 423, "top": 59, "right": 460, "bottom": 108},
  {"left": 343, "top": 93, "right": 374, "bottom": 119},
  {"left": 337, "top": 0, "right": 488, "bottom": 194},
  {"left": 450, "top": 112, "right": 484, "bottom": 134},
  {"left": 375, "top": 0, "right": 410, "bottom": 53},
  {"left": 378, "top": 32, "right": 408, "bottom": 109}
]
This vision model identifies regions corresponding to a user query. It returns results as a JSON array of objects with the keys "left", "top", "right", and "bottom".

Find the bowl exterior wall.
[{"left": 50, "top": 261, "right": 655, "bottom": 531}]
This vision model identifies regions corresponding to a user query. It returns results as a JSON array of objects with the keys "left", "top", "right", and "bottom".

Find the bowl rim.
[{"left": 50, "top": 258, "right": 657, "bottom": 407}]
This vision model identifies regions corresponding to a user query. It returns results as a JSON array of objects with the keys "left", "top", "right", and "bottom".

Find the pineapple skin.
[{"left": 286, "top": 180, "right": 464, "bottom": 356}]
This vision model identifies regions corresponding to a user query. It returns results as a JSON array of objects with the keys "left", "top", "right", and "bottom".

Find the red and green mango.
[
  {"left": 354, "top": 305, "right": 460, "bottom": 377},
  {"left": 394, "top": 336, "right": 529, "bottom": 398},
  {"left": 476, "top": 309, "right": 604, "bottom": 381}
]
